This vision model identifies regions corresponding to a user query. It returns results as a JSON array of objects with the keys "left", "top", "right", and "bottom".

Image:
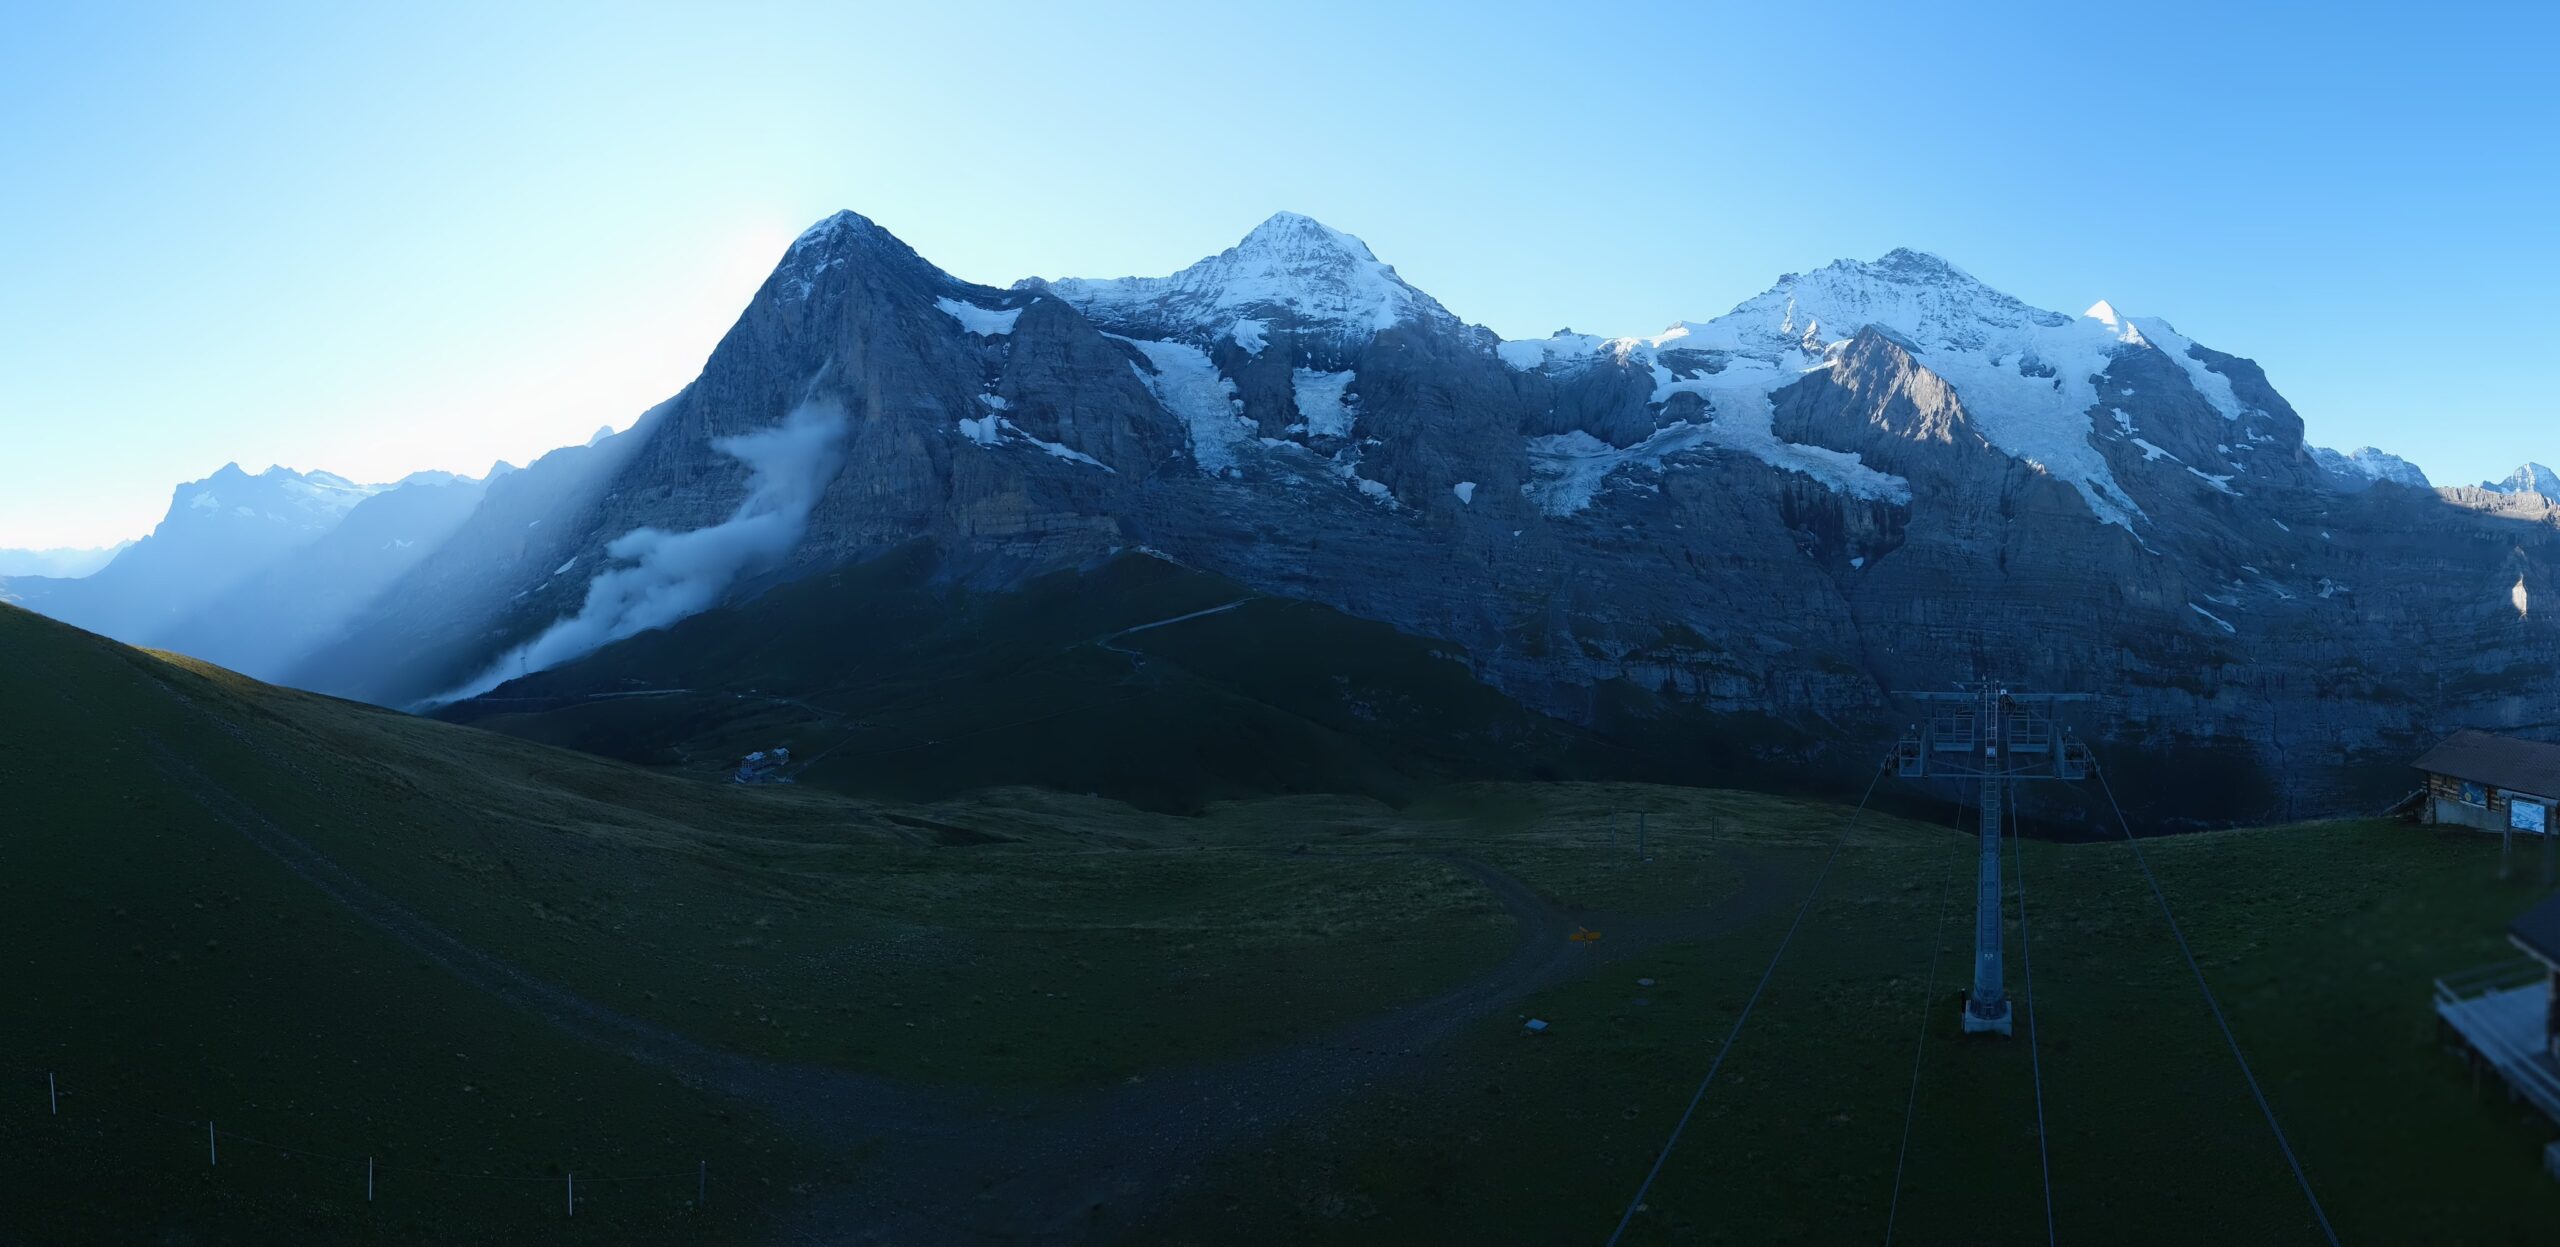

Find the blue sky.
[{"left": 4, "top": 1, "right": 2555, "bottom": 548}]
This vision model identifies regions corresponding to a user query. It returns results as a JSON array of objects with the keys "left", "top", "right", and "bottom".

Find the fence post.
[
  {"left": 699, "top": 1159, "right": 706, "bottom": 1206},
  {"left": 48, "top": 1073, "right": 55, "bottom": 1115},
  {"left": 567, "top": 1171, "right": 574, "bottom": 1217},
  {"left": 208, "top": 1121, "right": 217, "bottom": 1166},
  {"left": 367, "top": 1156, "right": 374, "bottom": 1202}
]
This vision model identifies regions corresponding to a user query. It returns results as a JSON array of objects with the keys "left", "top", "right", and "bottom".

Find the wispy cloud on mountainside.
[{"left": 426, "top": 400, "right": 850, "bottom": 705}]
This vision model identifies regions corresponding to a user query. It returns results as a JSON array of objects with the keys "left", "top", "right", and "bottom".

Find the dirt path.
[
  {"left": 780, "top": 846, "right": 1799, "bottom": 1244},
  {"left": 22, "top": 637, "right": 1802, "bottom": 1243},
  {"left": 1096, "top": 598, "right": 1253, "bottom": 646}
]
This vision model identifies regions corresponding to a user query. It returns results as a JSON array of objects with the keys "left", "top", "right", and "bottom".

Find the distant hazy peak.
[
  {"left": 0, "top": 541, "right": 132, "bottom": 579},
  {"left": 2311, "top": 445, "right": 2431, "bottom": 491}
]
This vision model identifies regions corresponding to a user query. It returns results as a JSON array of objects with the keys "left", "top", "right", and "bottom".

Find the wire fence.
[{"left": 1, "top": 1057, "right": 716, "bottom": 1218}]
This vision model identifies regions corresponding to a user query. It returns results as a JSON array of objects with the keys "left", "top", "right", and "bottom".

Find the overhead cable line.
[
  {"left": 1604, "top": 751, "right": 1893, "bottom": 1247},
  {"left": 2092, "top": 761, "right": 2339, "bottom": 1247},
  {"left": 2011, "top": 790, "right": 2056, "bottom": 1245},
  {"left": 1882, "top": 791, "right": 1966, "bottom": 1244}
]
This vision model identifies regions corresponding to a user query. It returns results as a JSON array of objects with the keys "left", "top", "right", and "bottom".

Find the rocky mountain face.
[{"left": 31, "top": 210, "right": 2555, "bottom": 821}]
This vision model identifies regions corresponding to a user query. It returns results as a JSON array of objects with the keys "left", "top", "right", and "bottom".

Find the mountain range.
[
  {"left": 3, "top": 463, "right": 488, "bottom": 678},
  {"left": 0, "top": 541, "right": 130, "bottom": 579},
  {"left": 10, "top": 211, "right": 2556, "bottom": 821}
]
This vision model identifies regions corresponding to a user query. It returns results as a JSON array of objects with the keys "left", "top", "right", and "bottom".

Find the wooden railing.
[{"left": 2435, "top": 958, "right": 2560, "bottom": 1121}]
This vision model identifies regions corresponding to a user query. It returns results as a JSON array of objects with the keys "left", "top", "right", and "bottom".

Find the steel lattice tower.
[{"left": 1894, "top": 682, "right": 2090, "bottom": 1035}]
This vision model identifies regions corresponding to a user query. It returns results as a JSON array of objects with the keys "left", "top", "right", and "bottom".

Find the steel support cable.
[
  {"left": 1604, "top": 752, "right": 1894, "bottom": 1247},
  {"left": 2011, "top": 791, "right": 2056, "bottom": 1246},
  {"left": 2092, "top": 762, "right": 2340, "bottom": 1247},
  {"left": 1881, "top": 792, "right": 1966, "bottom": 1245}
]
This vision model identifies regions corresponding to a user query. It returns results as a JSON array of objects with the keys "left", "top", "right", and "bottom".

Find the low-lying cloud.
[{"left": 429, "top": 399, "right": 849, "bottom": 704}]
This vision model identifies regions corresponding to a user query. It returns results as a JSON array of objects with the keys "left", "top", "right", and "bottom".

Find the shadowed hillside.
[{"left": 435, "top": 546, "right": 1667, "bottom": 810}]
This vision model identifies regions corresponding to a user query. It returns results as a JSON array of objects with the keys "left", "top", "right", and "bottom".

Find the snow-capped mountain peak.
[
  {"left": 1494, "top": 248, "right": 2314, "bottom": 531},
  {"left": 2081, "top": 299, "right": 2155, "bottom": 345},
  {"left": 1034, "top": 212, "right": 1458, "bottom": 347},
  {"left": 1726, "top": 248, "right": 2070, "bottom": 354},
  {"left": 2485, "top": 462, "right": 2560, "bottom": 496},
  {"left": 179, "top": 464, "right": 384, "bottom": 531},
  {"left": 1234, "top": 210, "right": 1380, "bottom": 264},
  {"left": 1609, "top": 249, "right": 2107, "bottom": 391},
  {"left": 786, "top": 209, "right": 874, "bottom": 254},
  {"left": 1638, "top": 251, "right": 2155, "bottom": 527},
  {"left": 766, "top": 208, "right": 945, "bottom": 305}
]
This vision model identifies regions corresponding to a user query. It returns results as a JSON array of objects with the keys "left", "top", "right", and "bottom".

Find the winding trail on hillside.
[
  {"left": 779, "top": 842, "right": 1800, "bottom": 1245},
  {"left": 1097, "top": 598, "right": 1254, "bottom": 646},
  {"left": 19, "top": 633, "right": 1802, "bottom": 1244}
]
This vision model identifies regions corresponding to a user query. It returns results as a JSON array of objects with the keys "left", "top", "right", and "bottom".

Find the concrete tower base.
[{"left": 1961, "top": 993, "right": 2014, "bottom": 1036}]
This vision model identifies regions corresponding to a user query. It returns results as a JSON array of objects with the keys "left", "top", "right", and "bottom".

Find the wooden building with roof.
[{"left": 2413, "top": 730, "right": 2560, "bottom": 835}]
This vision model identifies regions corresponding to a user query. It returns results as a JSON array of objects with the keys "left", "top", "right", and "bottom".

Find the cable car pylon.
[{"left": 1892, "top": 680, "right": 2091, "bottom": 1035}]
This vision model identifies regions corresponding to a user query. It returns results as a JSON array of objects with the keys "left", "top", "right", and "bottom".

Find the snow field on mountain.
[
  {"left": 1290, "top": 369, "right": 1357, "bottom": 438},
  {"left": 935, "top": 296, "right": 1022, "bottom": 336},
  {"left": 1118, "top": 337, "right": 1249, "bottom": 476}
]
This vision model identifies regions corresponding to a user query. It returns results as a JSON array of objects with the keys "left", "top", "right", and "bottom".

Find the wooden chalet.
[{"left": 2413, "top": 730, "right": 2560, "bottom": 835}]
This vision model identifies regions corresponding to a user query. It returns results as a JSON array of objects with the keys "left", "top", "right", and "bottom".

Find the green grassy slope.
[
  {"left": 0, "top": 602, "right": 1523, "bottom": 1240},
  {"left": 439, "top": 546, "right": 1628, "bottom": 810},
  {"left": 9, "top": 599, "right": 2557, "bottom": 1243},
  {"left": 0, "top": 603, "right": 809, "bottom": 1244},
  {"left": 1152, "top": 795, "right": 2560, "bottom": 1245}
]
